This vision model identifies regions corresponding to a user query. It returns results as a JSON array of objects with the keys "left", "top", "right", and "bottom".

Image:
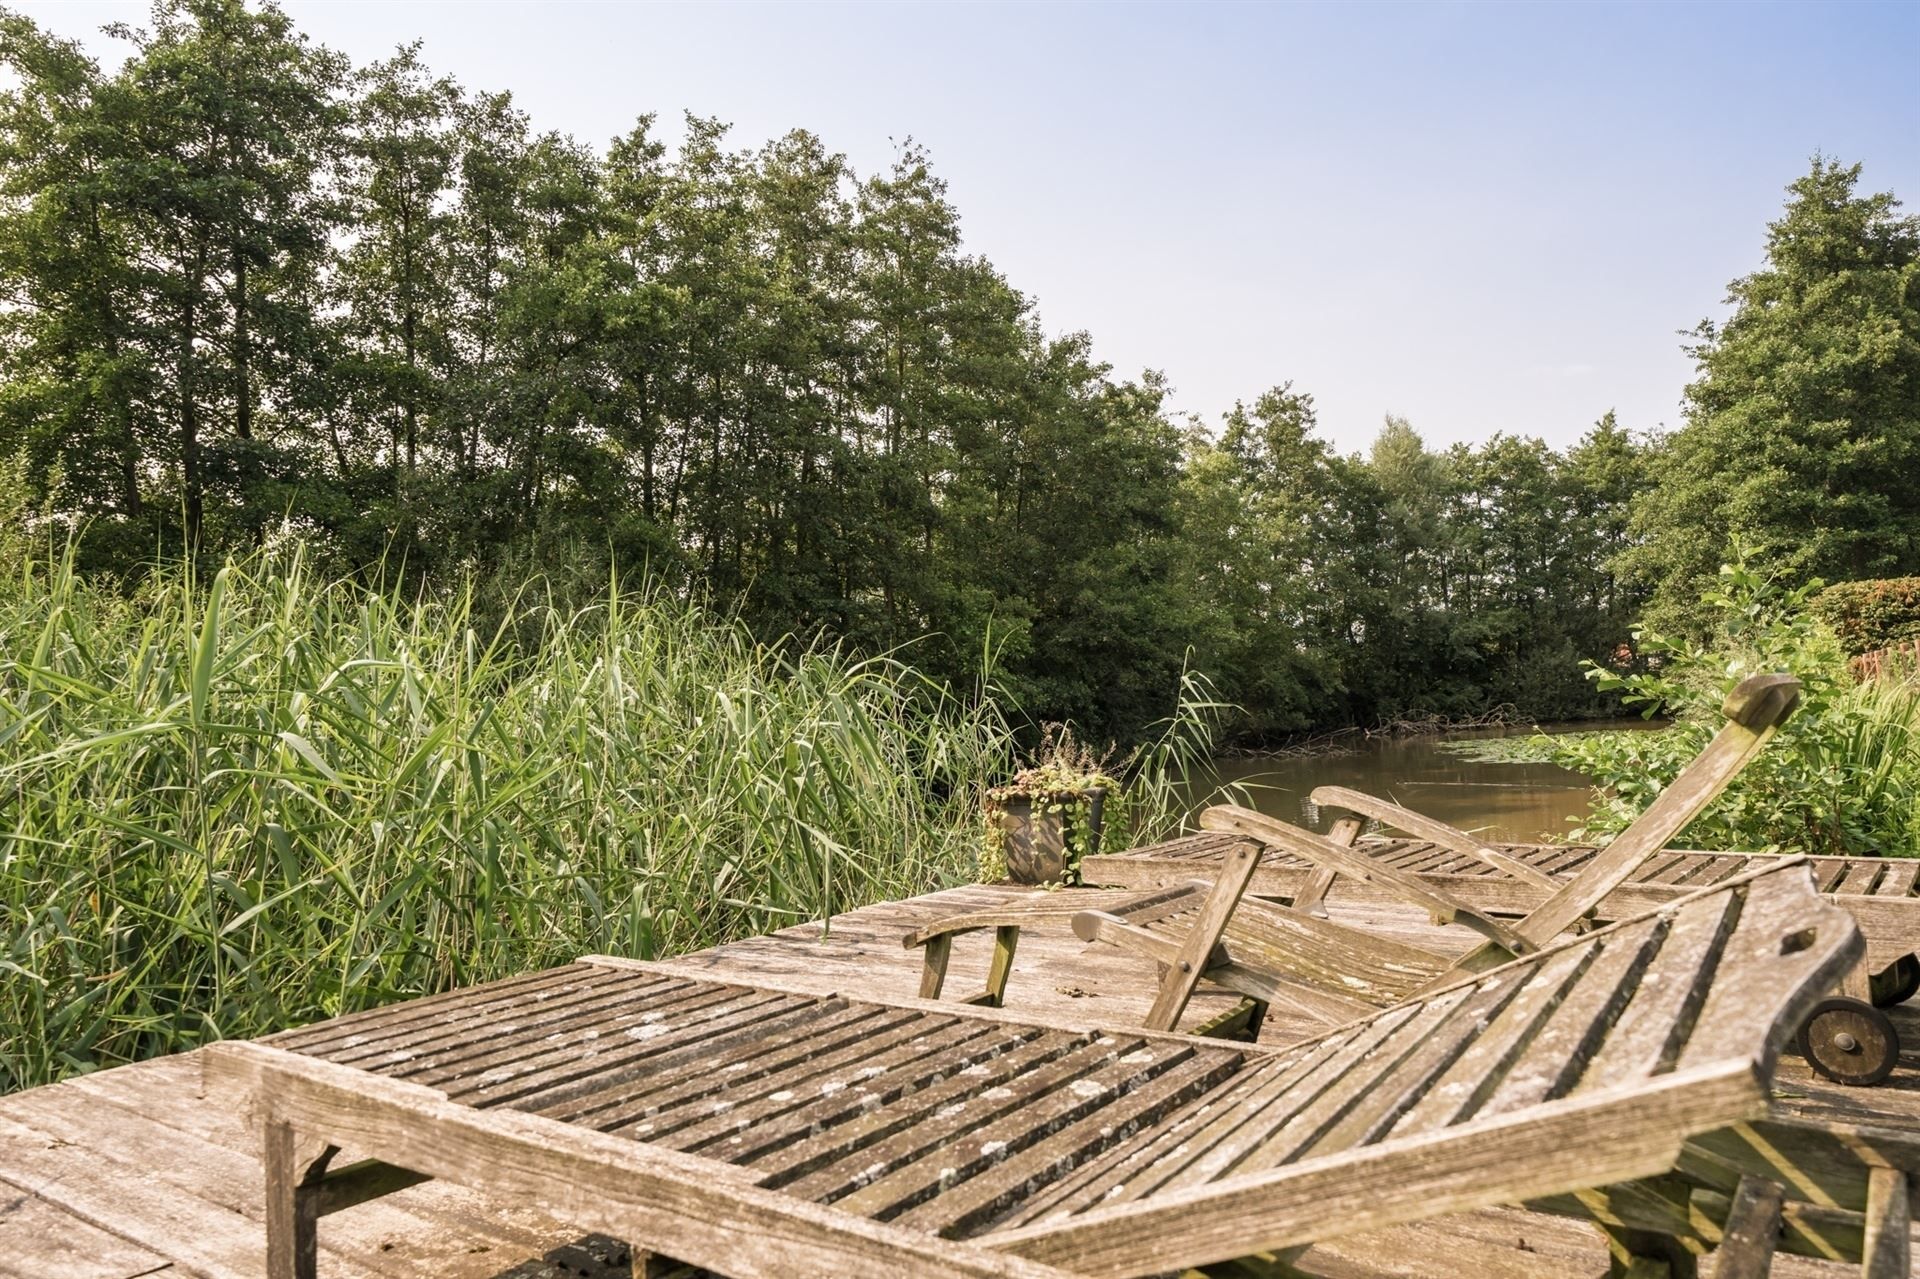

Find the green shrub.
[
  {"left": 1809, "top": 578, "right": 1920, "bottom": 656},
  {"left": 1544, "top": 554, "right": 1920, "bottom": 858}
]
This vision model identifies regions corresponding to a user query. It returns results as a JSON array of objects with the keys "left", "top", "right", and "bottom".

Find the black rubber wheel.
[
  {"left": 1871, "top": 953, "right": 1920, "bottom": 1008},
  {"left": 1797, "top": 997, "right": 1900, "bottom": 1086}
]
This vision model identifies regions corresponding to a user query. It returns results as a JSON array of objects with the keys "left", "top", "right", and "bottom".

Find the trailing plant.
[
  {"left": 980, "top": 669, "right": 1238, "bottom": 885},
  {"left": 982, "top": 725, "right": 1122, "bottom": 887},
  {"left": 1541, "top": 549, "right": 1920, "bottom": 858}
]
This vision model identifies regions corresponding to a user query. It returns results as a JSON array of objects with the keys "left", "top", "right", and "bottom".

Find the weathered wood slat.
[
  {"left": 1474, "top": 916, "right": 1670, "bottom": 1117},
  {"left": 893, "top": 1051, "right": 1243, "bottom": 1238},
  {"left": 659, "top": 1021, "right": 1017, "bottom": 1157},
  {"left": 0, "top": 1177, "right": 171, "bottom": 1279},
  {"left": 616, "top": 1015, "right": 983, "bottom": 1143},
  {"left": 1311, "top": 786, "right": 1564, "bottom": 892},
  {"left": 746, "top": 1031, "right": 1092, "bottom": 1187},
  {"left": 207, "top": 1042, "right": 1078, "bottom": 1279},
  {"left": 1574, "top": 888, "right": 1740, "bottom": 1086},
  {"left": 537, "top": 1001, "right": 908, "bottom": 1126},
  {"left": 266, "top": 964, "right": 639, "bottom": 1051}
]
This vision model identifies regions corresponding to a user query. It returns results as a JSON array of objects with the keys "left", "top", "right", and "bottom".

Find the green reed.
[{"left": 0, "top": 538, "right": 1022, "bottom": 1090}]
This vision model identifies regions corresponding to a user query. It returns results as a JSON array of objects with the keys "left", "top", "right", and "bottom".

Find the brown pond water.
[{"left": 1182, "top": 720, "right": 1660, "bottom": 845}]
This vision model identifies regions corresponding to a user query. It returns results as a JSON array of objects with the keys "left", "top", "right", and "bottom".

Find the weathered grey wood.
[
  {"left": 11, "top": 862, "right": 1909, "bottom": 1279},
  {"left": 987, "top": 1066, "right": 1769, "bottom": 1276},
  {"left": 1311, "top": 785, "right": 1563, "bottom": 893},
  {"left": 1508, "top": 673, "right": 1799, "bottom": 951},
  {"left": 264, "top": 1119, "right": 331, "bottom": 1279},
  {"left": 1292, "top": 816, "right": 1362, "bottom": 917},
  {"left": 1864, "top": 1168, "right": 1911, "bottom": 1278},
  {"left": 206, "top": 1042, "right": 1079, "bottom": 1279},
  {"left": 1144, "top": 843, "right": 1261, "bottom": 1031},
  {"left": 1715, "top": 1175, "right": 1785, "bottom": 1279},
  {"left": 1199, "top": 805, "right": 1540, "bottom": 955},
  {"left": 920, "top": 932, "right": 954, "bottom": 998},
  {"left": 0, "top": 1178, "right": 172, "bottom": 1279}
]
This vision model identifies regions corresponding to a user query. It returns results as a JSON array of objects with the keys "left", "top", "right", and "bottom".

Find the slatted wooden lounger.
[
  {"left": 209, "top": 860, "right": 1899, "bottom": 1278},
  {"left": 1078, "top": 696, "right": 1917, "bottom": 1085},
  {"left": 904, "top": 673, "right": 1800, "bottom": 1044}
]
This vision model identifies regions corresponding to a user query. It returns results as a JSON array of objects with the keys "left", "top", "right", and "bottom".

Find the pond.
[{"left": 1181, "top": 720, "right": 1658, "bottom": 845}]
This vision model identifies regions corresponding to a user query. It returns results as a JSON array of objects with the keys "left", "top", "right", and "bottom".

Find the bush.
[
  {"left": 1810, "top": 578, "right": 1920, "bottom": 656},
  {"left": 1544, "top": 554, "right": 1920, "bottom": 858}
]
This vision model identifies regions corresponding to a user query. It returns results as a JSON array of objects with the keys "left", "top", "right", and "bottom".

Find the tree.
[
  {"left": 1626, "top": 157, "right": 1920, "bottom": 629},
  {"left": 0, "top": 14, "right": 149, "bottom": 535}
]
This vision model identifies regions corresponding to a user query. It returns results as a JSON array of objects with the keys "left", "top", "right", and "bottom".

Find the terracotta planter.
[{"left": 991, "top": 789, "right": 1106, "bottom": 885}]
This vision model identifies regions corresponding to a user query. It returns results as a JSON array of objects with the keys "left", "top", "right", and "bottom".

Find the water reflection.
[{"left": 1182, "top": 721, "right": 1656, "bottom": 845}]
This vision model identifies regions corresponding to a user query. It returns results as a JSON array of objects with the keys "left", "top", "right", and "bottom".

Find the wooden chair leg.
[
  {"left": 264, "top": 1117, "right": 335, "bottom": 1279},
  {"left": 1862, "top": 1167, "right": 1910, "bottom": 1278},
  {"left": 1143, "top": 844, "right": 1261, "bottom": 1032},
  {"left": 1713, "top": 1175, "right": 1783, "bottom": 1279},
  {"left": 1291, "top": 816, "right": 1362, "bottom": 917},
  {"left": 917, "top": 933, "right": 953, "bottom": 999},
  {"left": 981, "top": 925, "right": 1020, "bottom": 1007},
  {"left": 1599, "top": 1178, "right": 1700, "bottom": 1279}
]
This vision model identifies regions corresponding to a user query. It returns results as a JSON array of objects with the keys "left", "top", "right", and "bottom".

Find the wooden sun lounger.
[
  {"left": 906, "top": 673, "right": 1801, "bottom": 1042},
  {"left": 207, "top": 860, "right": 1894, "bottom": 1278}
]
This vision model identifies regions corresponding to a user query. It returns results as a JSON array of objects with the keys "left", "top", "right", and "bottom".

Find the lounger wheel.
[
  {"left": 1870, "top": 953, "right": 1920, "bottom": 1007},
  {"left": 1796, "top": 997, "right": 1900, "bottom": 1086}
]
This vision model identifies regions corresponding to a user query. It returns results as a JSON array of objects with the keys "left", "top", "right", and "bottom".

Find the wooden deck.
[{"left": 5, "top": 881, "right": 1920, "bottom": 1278}]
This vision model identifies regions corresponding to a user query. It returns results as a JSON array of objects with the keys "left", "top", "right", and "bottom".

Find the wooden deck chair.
[
  {"left": 205, "top": 860, "right": 1902, "bottom": 1279},
  {"left": 905, "top": 673, "right": 1800, "bottom": 1041}
]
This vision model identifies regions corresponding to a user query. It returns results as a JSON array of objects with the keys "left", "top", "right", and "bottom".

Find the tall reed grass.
[{"left": 2, "top": 537, "right": 1032, "bottom": 1091}]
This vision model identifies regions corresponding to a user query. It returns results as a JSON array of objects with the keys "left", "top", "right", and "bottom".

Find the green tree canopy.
[{"left": 1627, "top": 158, "right": 1920, "bottom": 630}]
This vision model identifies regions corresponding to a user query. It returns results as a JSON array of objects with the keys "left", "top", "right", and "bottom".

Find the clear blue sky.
[{"left": 20, "top": 1, "right": 1920, "bottom": 452}]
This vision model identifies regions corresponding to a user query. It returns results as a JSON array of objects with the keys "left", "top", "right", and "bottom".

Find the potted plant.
[{"left": 982, "top": 726, "right": 1127, "bottom": 886}]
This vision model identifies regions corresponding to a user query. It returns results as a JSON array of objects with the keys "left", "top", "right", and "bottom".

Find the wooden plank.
[
  {"left": 1130, "top": 1005, "right": 1434, "bottom": 1199},
  {"left": 1714, "top": 1175, "right": 1784, "bottom": 1279},
  {"left": 1474, "top": 916, "right": 1669, "bottom": 1118},
  {"left": 0, "top": 1179, "right": 171, "bottom": 1279},
  {"left": 1309, "top": 786, "right": 1562, "bottom": 892},
  {"left": 1874, "top": 861, "right": 1920, "bottom": 898},
  {"left": 1292, "top": 816, "right": 1361, "bottom": 916},
  {"left": 1838, "top": 861, "right": 1886, "bottom": 898},
  {"left": 1144, "top": 843, "right": 1261, "bottom": 1031},
  {"left": 1574, "top": 889, "right": 1740, "bottom": 1086},
  {"left": 267, "top": 964, "right": 639, "bottom": 1051},
  {"left": 1864, "top": 1168, "right": 1911, "bottom": 1278},
  {"left": 1676, "top": 868, "right": 1864, "bottom": 1074},
  {"left": 1389, "top": 944, "right": 1600, "bottom": 1137},
  {"left": 545, "top": 1004, "right": 929, "bottom": 1129},
  {"left": 828, "top": 1037, "right": 1215, "bottom": 1220},
  {"left": 205, "top": 1042, "right": 1076, "bottom": 1279},
  {"left": 747, "top": 1031, "right": 1093, "bottom": 1187},
  {"left": 652, "top": 1021, "right": 1013, "bottom": 1155},
  {"left": 0, "top": 1110, "right": 363, "bottom": 1279},
  {"left": 339, "top": 975, "right": 732, "bottom": 1078},
  {"left": 986, "top": 1065, "right": 1768, "bottom": 1278},
  {"left": 1199, "top": 806, "right": 1540, "bottom": 956},
  {"left": 1233, "top": 988, "right": 1485, "bottom": 1174},
  {"left": 894, "top": 1052, "right": 1244, "bottom": 1237}
]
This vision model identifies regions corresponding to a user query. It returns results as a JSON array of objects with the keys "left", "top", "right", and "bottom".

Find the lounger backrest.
[{"left": 983, "top": 859, "right": 1858, "bottom": 1275}]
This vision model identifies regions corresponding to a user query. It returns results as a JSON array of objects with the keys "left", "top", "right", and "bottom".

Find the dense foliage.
[
  {"left": 0, "top": 527, "right": 1018, "bottom": 1089},
  {"left": 1811, "top": 577, "right": 1920, "bottom": 656},
  {"left": 0, "top": 2, "right": 1656, "bottom": 744},
  {"left": 1540, "top": 554, "right": 1920, "bottom": 859},
  {"left": 1624, "top": 159, "right": 1920, "bottom": 632}
]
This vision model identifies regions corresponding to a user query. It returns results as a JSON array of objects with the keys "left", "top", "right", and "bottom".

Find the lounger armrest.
[
  {"left": 1199, "top": 805, "right": 1541, "bottom": 957},
  {"left": 1309, "top": 786, "right": 1563, "bottom": 892}
]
